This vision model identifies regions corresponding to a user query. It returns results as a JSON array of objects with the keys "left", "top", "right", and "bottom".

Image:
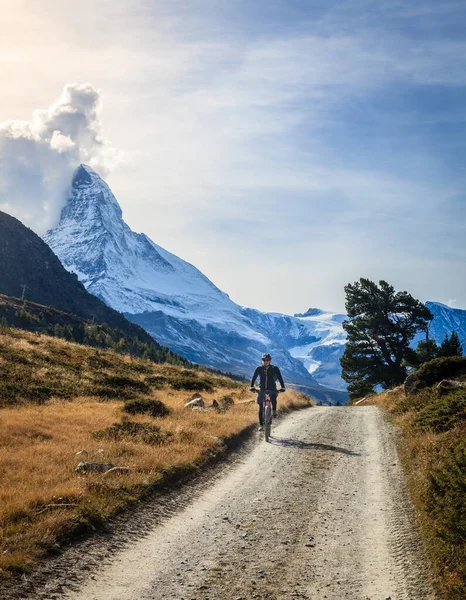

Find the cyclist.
[{"left": 250, "top": 353, "right": 286, "bottom": 431}]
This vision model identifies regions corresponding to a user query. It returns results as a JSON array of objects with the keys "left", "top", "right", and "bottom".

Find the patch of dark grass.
[
  {"left": 168, "top": 371, "right": 215, "bottom": 392},
  {"left": 214, "top": 377, "right": 243, "bottom": 389},
  {"left": 123, "top": 399, "right": 170, "bottom": 417},
  {"left": 91, "top": 386, "right": 139, "bottom": 400},
  {"left": 93, "top": 421, "right": 173, "bottom": 444},
  {"left": 144, "top": 375, "right": 168, "bottom": 389},
  {"left": 99, "top": 374, "right": 150, "bottom": 393},
  {"left": 414, "top": 390, "right": 466, "bottom": 433},
  {"left": 125, "top": 362, "right": 152, "bottom": 374},
  {"left": 87, "top": 354, "right": 113, "bottom": 369}
]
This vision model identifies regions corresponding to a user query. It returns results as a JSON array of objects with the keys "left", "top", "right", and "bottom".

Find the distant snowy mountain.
[
  {"left": 414, "top": 302, "right": 466, "bottom": 352},
  {"left": 44, "top": 165, "right": 347, "bottom": 404},
  {"left": 242, "top": 308, "right": 347, "bottom": 390}
]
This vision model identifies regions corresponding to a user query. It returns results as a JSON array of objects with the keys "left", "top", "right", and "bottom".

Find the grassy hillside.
[
  {"left": 358, "top": 357, "right": 466, "bottom": 600},
  {"left": 0, "top": 326, "right": 313, "bottom": 583},
  {"left": 0, "top": 293, "right": 187, "bottom": 366}
]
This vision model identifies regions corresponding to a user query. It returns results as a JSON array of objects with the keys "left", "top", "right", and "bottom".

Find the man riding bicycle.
[{"left": 250, "top": 353, "right": 286, "bottom": 431}]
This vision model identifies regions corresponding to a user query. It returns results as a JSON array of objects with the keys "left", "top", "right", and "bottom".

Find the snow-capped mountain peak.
[{"left": 44, "top": 165, "right": 236, "bottom": 320}]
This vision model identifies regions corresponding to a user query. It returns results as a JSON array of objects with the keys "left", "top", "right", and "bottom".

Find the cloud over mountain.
[{"left": 0, "top": 83, "right": 121, "bottom": 234}]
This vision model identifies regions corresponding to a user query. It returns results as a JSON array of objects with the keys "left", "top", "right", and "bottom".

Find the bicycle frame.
[{"left": 263, "top": 393, "right": 272, "bottom": 442}]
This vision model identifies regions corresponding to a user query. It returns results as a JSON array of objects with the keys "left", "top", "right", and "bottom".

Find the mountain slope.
[
  {"left": 43, "top": 165, "right": 345, "bottom": 403},
  {"left": 423, "top": 301, "right": 466, "bottom": 351}
]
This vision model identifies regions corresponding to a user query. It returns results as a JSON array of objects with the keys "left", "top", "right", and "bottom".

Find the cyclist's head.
[{"left": 262, "top": 353, "right": 272, "bottom": 364}]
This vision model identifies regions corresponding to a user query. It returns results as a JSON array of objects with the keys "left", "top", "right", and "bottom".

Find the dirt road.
[{"left": 18, "top": 406, "right": 435, "bottom": 600}]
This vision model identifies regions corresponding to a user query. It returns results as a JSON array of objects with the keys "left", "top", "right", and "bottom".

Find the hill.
[{"left": 0, "top": 293, "right": 186, "bottom": 365}]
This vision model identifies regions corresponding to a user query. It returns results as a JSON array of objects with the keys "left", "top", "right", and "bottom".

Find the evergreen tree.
[
  {"left": 439, "top": 330, "right": 463, "bottom": 357},
  {"left": 340, "top": 278, "right": 433, "bottom": 399},
  {"left": 414, "top": 338, "right": 439, "bottom": 365}
]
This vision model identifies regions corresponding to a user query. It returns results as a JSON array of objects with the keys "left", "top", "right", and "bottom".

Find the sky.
[{"left": 1, "top": 0, "right": 465, "bottom": 314}]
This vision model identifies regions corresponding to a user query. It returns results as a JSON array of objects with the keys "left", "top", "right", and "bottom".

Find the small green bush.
[
  {"left": 123, "top": 399, "right": 170, "bottom": 417},
  {"left": 93, "top": 421, "right": 173, "bottom": 444}
]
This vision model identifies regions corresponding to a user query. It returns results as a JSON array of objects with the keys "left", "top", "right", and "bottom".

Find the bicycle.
[{"left": 252, "top": 389, "right": 283, "bottom": 442}]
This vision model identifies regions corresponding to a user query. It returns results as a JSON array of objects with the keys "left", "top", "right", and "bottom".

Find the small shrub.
[
  {"left": 168, "top": 372, "right": 214, "bottom": 392},
  {"left": 99, "top": 375, "right": 150, "bottom": 393},
  {"left": 91, "top": 386, "right": 139, "bottom": 400},
  {"left": 144, "top": 375, "right": 168, "bottom": 389},
  {"left": 123, "top": 399, "right": 170, "bottom": 417},
  {"left": 93, "top": 421, "right": 173, "bottom": 444}
]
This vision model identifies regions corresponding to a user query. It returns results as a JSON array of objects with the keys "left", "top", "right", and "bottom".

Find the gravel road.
[{"left": 12, "top": 406, "right": 435, "bottom": 600}]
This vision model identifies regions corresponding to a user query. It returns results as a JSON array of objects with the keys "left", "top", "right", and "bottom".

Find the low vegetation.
[
  {"left": 0, "top": 293, "right": 187, "bottom": 366},
  {"left": 0, "top": 326, "right": 313, "bottom": 583},
  {"left": 361, "top": 356, "right": 466, "bottom": 600}
]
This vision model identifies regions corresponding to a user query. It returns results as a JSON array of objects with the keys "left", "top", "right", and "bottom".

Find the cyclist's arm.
[
  {"left": 275, "top": 367, "right": 285, "bottom": 389},
  {"left": 250, "top": 367, "right": 260, "bottom": 388}
]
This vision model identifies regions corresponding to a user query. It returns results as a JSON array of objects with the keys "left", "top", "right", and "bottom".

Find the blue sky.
[{"left": 1, "top": 0, "right": 465, "bottom": 313}]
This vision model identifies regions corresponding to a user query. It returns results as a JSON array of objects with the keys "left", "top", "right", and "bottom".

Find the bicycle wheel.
[{"left": 264, "top": 404, "right": 271, "bottom": 442}]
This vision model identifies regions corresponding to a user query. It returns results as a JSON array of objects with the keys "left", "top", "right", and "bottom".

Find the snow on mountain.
[
  {"left": 241, "top": 308, "right": 348, "bottom": 390},
  {"left": 44, "top": 165, "right": 347, "bottom": 403}
]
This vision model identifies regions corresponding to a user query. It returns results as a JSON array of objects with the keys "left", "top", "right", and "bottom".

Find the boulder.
[
  {"left": 437, "top": 379, "right": 466, "bottom": 396},
  {"left": 102, "top": 466, "right": 131, "bottom": 477},
  {"left": 184, "top": 396, "right": 204, "bottom": 409},
  {"left": 386, "top": 385, "right": 403, "bottom": 394},
  {"left": 206, "top": 399, "right": 219, "bottom": 410},
  {"left": 75, "top": 461, "right": 115, "bottom": 474},
  {"left": 404, "top": 373, "right": 423, "bottom": 396}
]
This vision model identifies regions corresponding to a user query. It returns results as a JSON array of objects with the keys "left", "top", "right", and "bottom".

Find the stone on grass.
[
  {"left": 75, "top": 461, "right": 115, "bottom": 474},
  {"left": 102, "top": 466, "right": 131, "bottom": 477},
  {"left": 437, "top": 379, "right": 466, "bottom": 395},
  {"left": 184, "top": 396, "right": 204, "bottom": 409}
]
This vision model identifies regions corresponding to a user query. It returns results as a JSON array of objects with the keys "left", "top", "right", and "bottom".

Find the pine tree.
[
  {"left": 414, "top": 338, "right": 439, "bottom": 365},
  {"left": 439, "top": 330, "right": 463, "bottom": 357},
  {"left": 340, "top": 278, "right": 433, "bottom": 399}
]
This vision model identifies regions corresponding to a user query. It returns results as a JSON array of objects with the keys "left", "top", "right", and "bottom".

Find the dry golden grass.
[{"left": 0, "top": 328, "right": 313, "bottom": 579}]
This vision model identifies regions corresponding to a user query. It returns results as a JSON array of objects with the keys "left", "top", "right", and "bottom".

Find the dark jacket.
[{"left": 250, "top": 365, "right": 285, "bottom": 391}]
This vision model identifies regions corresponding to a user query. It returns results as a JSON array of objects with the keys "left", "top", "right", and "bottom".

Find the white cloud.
[{"left": 0, "top": 83, "right": 122, "bottom": 234}]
